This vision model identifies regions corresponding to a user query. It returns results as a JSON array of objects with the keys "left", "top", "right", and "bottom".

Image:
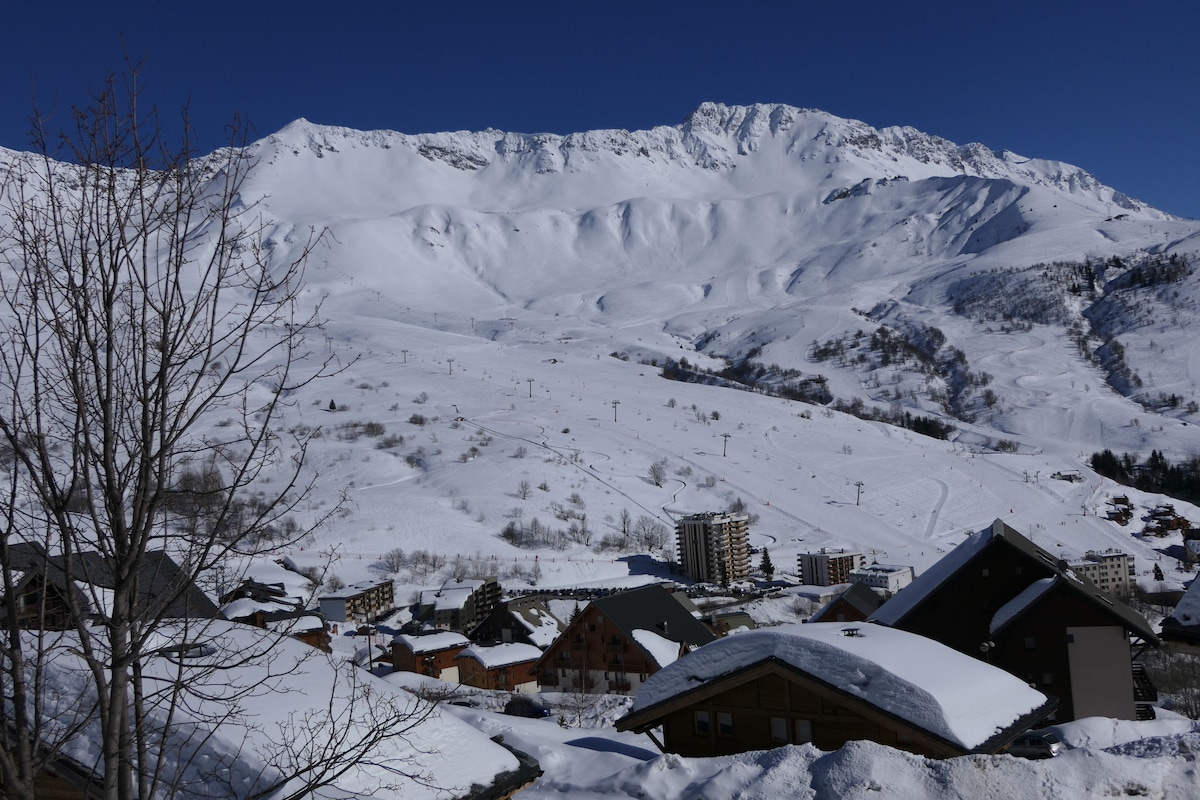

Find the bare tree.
[
  {"left": 0, "top": 68, "right": 420, "bottom": 799},
  {"left": 648, "top": 459, "right": 667, "bottom": 487},
  {"left": 634, "top": 515, "right": 669, "bottom": 550},
  {"left": 381, "top": 547, "right": 407, "bottom": 574}
]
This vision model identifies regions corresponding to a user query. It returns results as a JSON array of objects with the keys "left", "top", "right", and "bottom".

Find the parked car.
[
  {"left": 1007, "top": 731, "right": 1066, "bottom": 759},
  {"left": 503, "top": 696, "right": 550, "bottom": 718}
]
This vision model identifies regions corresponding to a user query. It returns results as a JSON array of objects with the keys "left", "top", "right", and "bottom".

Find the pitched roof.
[
  {"left": 457, "top": 642, "right": 542, "bottom": 669},
  {"left": 870, "top": 519, "right": 1158, "bottom": 643},
  {"left": 394, "top": 631, "right": 471, "bottom": 654},
  {"left": 618, "top": 622, "right": 1056, "bottom": 753},
  {"left": 809, "top": 581, "right": 883, "bottom": 622},
  {"left": 591, "top": 584, "right": 716, "bottom": 649},
  {"left": 25, "top": 549, "right": 222, "bottom": 622},
  {"left": 1161, "top": 577, "right": 1200, "bottom": 644},
  {"left": 506, "top": 596, "right": 566, "bottom": 648}
]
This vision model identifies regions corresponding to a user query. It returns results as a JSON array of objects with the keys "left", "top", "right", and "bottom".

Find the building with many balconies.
[{"left": 675, "top": 512, "right": 751, "bottom": 586}]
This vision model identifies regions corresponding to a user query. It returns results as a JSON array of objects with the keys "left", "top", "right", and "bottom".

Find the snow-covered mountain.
[
  {"left": 9, "top": 101, "right": 1200, "bottom": 583},
  {"left": 7, "top": 101, "right": 1200, "bottom": 800}
]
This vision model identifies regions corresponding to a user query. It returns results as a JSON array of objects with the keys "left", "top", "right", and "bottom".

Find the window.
[
  {"left": 1024, "top": 637, "right": 1036, "bottom": 650},
  {"left": 717, "top": 712, "right": 734, "bottom": 737},
  {"left": 794, "top": 720, "right": 813, "bottom": 744},
  {"left": 770, "top": 717, "right": 788, "bottom": 742},
  {"left": 981, "top": 568, "right": 990, "bottom": 577},
  {"left": 1042, "top": 672, "right": 1054, "bottom": 686},
  {"left": 694, "top": 710, "right": 711, "bottom": 735}
]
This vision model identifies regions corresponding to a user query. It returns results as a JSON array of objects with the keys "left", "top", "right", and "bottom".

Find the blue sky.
[{"left": 4, "top": 1, "right": 1197, "bottom": 217}]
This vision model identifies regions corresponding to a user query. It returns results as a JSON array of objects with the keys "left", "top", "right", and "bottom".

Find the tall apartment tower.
[{"left": 675, "top": 512, "right": 751, "bottom": 585}]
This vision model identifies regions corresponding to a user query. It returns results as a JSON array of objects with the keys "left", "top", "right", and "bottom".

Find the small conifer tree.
[{"left": 759, "top": 548, "right": 775, "bottom": 579}]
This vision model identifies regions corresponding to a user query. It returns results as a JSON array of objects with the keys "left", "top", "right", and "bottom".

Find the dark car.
[
  {"left": 1007, "top": 731, "right": 1066, "bottom": 759},
  {"left": 503, "top": 696, "right": 550, "bottom": 718}
]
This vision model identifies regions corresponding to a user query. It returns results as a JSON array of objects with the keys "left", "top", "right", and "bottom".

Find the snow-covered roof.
[
  {"left": 632, "top": 628, "right": 684, "bottom": 668},
  {"left": 990, "top": 577, "right": 1055, "bottom": 635},
  {"left": 869, "top": 526, "right": 994, "bottom": 625},
  {"left": 394, "top": 631, "right": 470, "bottom": 653},
  {"left": 221, "top": 597, "right": 296, "bottom": 619},
  {"left": 320, "top": 579, "right": 392, "bottom": 600},
  {"left": 440, "top": 577, "right": 487, "bottom": 591},
  {"left": 1174, "top": 579, "right": 1200, "bottom": 626},
  {"left": 1163, "top": 577, "right": 1200, "bottom": 637},
  {"left": 421, "top": 586, "right": 474, "bottom": 611},
  {"left": 853, "top": 563, "right": 913, "bottom": 575},
  {"left": 627, "top": 622, "right": 1052, "bottom": 751},
  {"left": 265, "top": 612, "right": 326, "bottom": 635},
  {"left": 458, "top": 642, "right": 542, "bottom": 669},
  {"left": 871, "top": 519, "right": 1158, "bottom": 643},
  {"left": 27, "top": 621, "right": 519, "bottom": 798},
  {"left": 512, "top": 602, "right": 566, "bottom": 648}
]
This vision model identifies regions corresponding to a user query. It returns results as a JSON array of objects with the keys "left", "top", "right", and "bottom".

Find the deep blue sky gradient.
[{"left": 4, "top": 1, "right": 1197, "bottom": 217}]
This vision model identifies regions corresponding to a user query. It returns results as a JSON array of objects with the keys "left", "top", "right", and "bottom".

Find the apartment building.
[
  {"left": 797, "top": 548, "right": 866, "bottom": 586},
  {"left": 675, "top": 512, "right": 751, "bottom": 586}
]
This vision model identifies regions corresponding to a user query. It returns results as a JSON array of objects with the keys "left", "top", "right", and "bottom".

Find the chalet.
[
  {"left": 869, "top": 519, "right": 1159, "bottom": 722},
  {"left": 702, "top": 609, "right": 756, "bottom": 636},
  {"left": 418, "top": 576, "right": 501, "bottom": 632},
  {"left": 222, "top": 598, "right": 332, "bottom": 652},
  {"left": 535, "top": 584, "right": 716, "bottom": 695},
  {"left": 7, "top": 546, "right": 221, "bottom": 630},
  {"left": 392, "top": 631, "right": 471, "bottom": 681},
  {"left": 468, "top": 594, "right": 566, "bottom": 648},
  {"left": 808, "top": 581, "right": 884, "bottom": 624},
  {"left": 616, "top": 622, "right": 1057, "bottom": 759},
  {"left": 221, "top": 578, "right": 332, "bottom": 651},
  {"left": 318, "top": 579, "right": 395, "bottom": 626},
  {"left": 456, "top": 643, "right": 542, "bottom": 693}
]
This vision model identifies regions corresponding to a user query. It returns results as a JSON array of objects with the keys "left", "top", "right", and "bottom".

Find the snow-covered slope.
[
  {"left": 6, "top": 100, "right": 1200, "bottom": 800},
  {"left": 7, "top": 101, "right": 1200, "bottom": 591}
]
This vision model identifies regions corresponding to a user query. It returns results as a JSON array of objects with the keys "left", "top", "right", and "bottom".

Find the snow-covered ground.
[{"left": 435, "top": 698, "right": 1200, "bottom": 799}]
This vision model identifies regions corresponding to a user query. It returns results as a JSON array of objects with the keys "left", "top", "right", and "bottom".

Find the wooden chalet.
[
  {"left": 808, "top": 581, "right": 884, "bottom": 623},
  {"left": 535, "top": 584, "right": 716, "bottom": 695},
  {"left": 392, "top": 632, "right": 471, "bottom": 681},
  {"left": 456, "top": 643, "right": 542, "bottom": 693},
  {"left": 869, "top": 519, "right": 1159, "bottom": 721},
  {"left": 616, "top": 622, "right": 1056, "bottom": 759}
]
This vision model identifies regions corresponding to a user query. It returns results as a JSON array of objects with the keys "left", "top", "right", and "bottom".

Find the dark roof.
[
  {"left": 3, "top": 540, "right": 51, "bottom": 572},
  {"left": 45, "top": 550, "right": 222, "bottom": 622},
  {"left": 592, "top": 584, "right": 716, "bottom": 648},
  {"left": 870, "top": 519, "right": 1158, "bottom": 643},
  {"left": 809, "top": 581, "right": 883, "bottom": 623},
  {"left": 1160, "top": 577, "right": 1200, "bottom": 645}
]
